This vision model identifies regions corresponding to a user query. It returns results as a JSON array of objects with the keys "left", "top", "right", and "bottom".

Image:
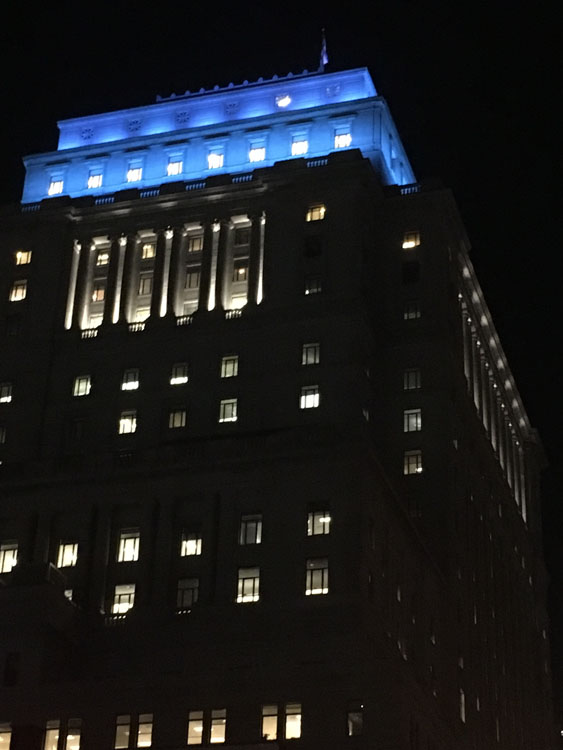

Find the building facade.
[{"left": 0, "top": 67, "right": 555, "bottom": 750}]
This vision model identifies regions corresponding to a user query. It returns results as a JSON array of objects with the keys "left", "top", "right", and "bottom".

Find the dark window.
[
  {"left": 304, "top": 235, "right": 323, "bottom": 257},
  {"left": 402, "top": 261, "right": 420, "bottom": 284}
]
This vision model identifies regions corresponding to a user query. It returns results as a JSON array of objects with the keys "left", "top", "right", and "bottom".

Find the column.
[
  {"left": 471, "top": 335, "right": 481, "bottom": 412},
  {"left": 496, "top": 398, "right": 506, "bottom": 470},
  {"left": 71, "top": 238, "right": 95, "bottom": 330},
  {"left": 490, "top": 380, "right": 498, "bottom": 451},
  {"left": 118, "top": 234, "right": 137, "bottom": 324},
  {"left": 84, "top": 506, "right": 111, "bottom": 615},
  {"left": 246, "top": 212, "right": 262, "bottom": 306},
  {"left": 197, "top": 221, "right": 214, "bottom": 312},
  {"left": 166, "top": 227, "right": 184, "bottom": 317},
  {"left": 64, "top": 239, "right": 81, "bottom": 329},
  {"left": 150, "top": 229, "right": 168, "bottom": 319},
  {"left": 214, "top": 219, "right": 232, "bottom": 311},
  {"left": 104, "top": 235, "right": 125, "bottom": 326},
  {"left": 480, "top": 358, "right": 489, "bottom": 432},
  {"left": 461, "top": 309, "right": 471, "bottom": 385}
]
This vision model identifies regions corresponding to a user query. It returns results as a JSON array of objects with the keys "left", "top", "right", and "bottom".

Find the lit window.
[
  {"left": 306, "top": 204, "right": 326, "bottom": 222},
  {"left": 73, "top": 375, "right": 91, "bottom": 397},
  {"left": 137, "top": 715, "right": 153, "bottom": 748},
  {"left": 44, "top": 721, "right": 60, "bottom": 750},
  {"left": 112, "top": 583, "right": 136, "bottom": 614},
  {"left": 234, "top": 227, "right": 250, "bottom": 246},
  {"left": 91, "top": 282, "right": 105, "bottom": 302},
  {"left": 0, "top": 542, "right": 18, "bottom": 574},
  {"left": 170, "top": 363, "right": 189, "bottom": 385},
  {"left": 230, "top": 294, "right": 247, "bottom": 309},
  {"left": 0, "top": 724, "right": 12, "bottom": 750},
  {"left": 261, "top": 705, "right": 277, "bottom": 741},
  {"left": 403, "top": 301, "right": 421, "bottom": 320},
  {"left": 334, "top": 132, "right": 352, "bottom": 149},
  {"left": 15, "top": 250, "right": 32, "bottom": 265},
  {"left": 48, "top": 180, "right": 64, "bottom": 196},
  {"left": 188, "top": 235, "right": 203, "bottom": 253},
  {"left": 167, "top": 159, "right": 183, "bottom": 176},
  {"left": 88, "top": 173, "right": 103, "bottom": 189},
  {"left": 237, "top": 567, "right": 260, "bottom": 603},
  {"left": 232, "top": 258, "right": 248, "bottom": 282},
  {"left": 221, "top": 355, "right": 238, "bottom": 378},
  {"left": 403, "top": 408, "right": 422, "bottom": 432},
  {"left": 300, "top": 385, "right": 319, "bottom": 410},
  {"left": 9, "top": 280, "right": 27, "bottom": 302},
  {"left": 210, "top": 710, "right": 226, "bottom": 744},
  {"left": 301, "top": 342, "right": 320, "bottom": 366},
  {"left": 57, "top": 542, "right": 78, "bottom": 568},
  {"left": 114, "top": 716, "right": 130, "bottom": 749},
  {"left": 141, "top": 243, "right": 156, "bottom": 260},
  {"left": 169, "top": 409, "right": 187, "bottom": 429},
  {"left": 239, "top": 514, "right": 262, "bottom": 545},
  {"left": 119, "top": 410, "right": 137, "bottom": 434},
  {"left": 284, "top": 704, "right": 301, "bottom": 739},
  {"left": 276, "top": 94, "right": 291, "bottom": 108},
  {"left": 96, "top": 250, "right": 110, "bottom": 266},
  {"left": 403, "top": 368, "right": 421, "bottom": 390},
  {"left": 181, "top": 532, "right": 202, "bottom": 557},
  {"left": 291, "top": 138, "right": 308, "bottom": 156},
  {"left": 187, "top": 711, "right": 203, "bottom": 745},
  {"left": 177, "top": 577, "right": 199, "bottom": 610},
  {"left": 127, "top": 167, "right": 143, "bottom": 182},
  {"left": 0, "top": 383, "right": 12, "bottom": 404},
  {"left": 459, "top": 688, "right": 466, "bottom": 723},
  {"left": 64, "top": 719, "right": 81, "bottom": 750},
  {"left": 134, "top": 307, "right": 150, "bottom": 323},
  {"left": 89, "top": 314, "right": 103, "bottom": 328},
  {"left": 347, "top": 706, "right": 363, "bottom": 736},
  {"left": 304, "top": 276, "right": 322, "bottom": 295},
  {"left": 207, "top": 152, "right": 224, "bottom": 170},
  {"left": 249, "top": 146, "right": 266, "bottom": 162},
  {"left": 219, "top": 399, "right": 238, "bottom": 423},
  {"left": 307, "top": 511, "right": 331, "bottom": 536},
  {"left": 121, "top": 369, "right": 139, "bottom": 391},
  {"left": 117, "top": 529, "right": 140, "bottom": 562},
  {"left": 403, "top": 449, "right": 423, "bottom": 475},
  {"left": 138, "top": 274, "right": 153, "bottom": 295},
  {"left": 186, "top": 266, "right": 201, "bottom": 289},
  {"left": 402, "top": 231, "right": 421, "bottom": 249},
  {"left": 306, "top": 558, "right": 329, "bottom": 595}
]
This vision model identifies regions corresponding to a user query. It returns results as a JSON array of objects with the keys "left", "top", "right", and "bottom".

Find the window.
[
  {"left": 136, "top": 715, "right": 152, "bottom": 748},
  {"left": 188, "top": 235, "right": 203, "bottom": 253},
  {"left": 306, "top": 558, "right": 328, "bottom": 595},
  {"left": 187, "top": 710, "right": 225, "bottom": 746},
  {"left": 91, "top": 282, "right": 105, "bottom": 302},
  {"left": 138, "top": 275, "right": 153, "bottom": 295},
  {"left": 207, "top": 152, "right": 224, "bottom": 169},
  {"left": 48, "top": 179, "right": 64, "bottom": 196},
  {"left": 134, "top": 307, "right": 150, "bottom": 323},
  {"left": 249, "top": 146, "right": 266, "bottom": 162},
  {"left": 15, "top": 249, "right": 32, "bottom": 265},
  {"left": 234, "top": 227, "right": 250, "bottom": 246},
  {"left": 44, "top": 721, "right": 60, "bottom": 750},
  {"left": 141, "top": 243, "right": 156, "bottom": 260},
  {"left": 291, "top": 138, "right": 308, "bottom": 156},
  {"left": 403, "top": 449, "right": 423, "bottom": 475},
  {"left": 9, "top": 281, "right": 27, "bottom": 302},
  {"left": 303, "top": 235, "right": 322, "bottom": 257},
  {"left": 403, "top": 301, "right": 421, "bottom": 320},
  {"left": 220, "top": 355, "right": 238, "bottom": 378},
  {"left": 347, "top": 706, "right": 363, "bottom": 736},
  {"left": 218, "top": 399, "right": 237, "bottom": 423},
  {"left": 187, "top": 711, "right": 203, "bottom": 745},
  {"left": 403, "top": 368, "right": 421, "bottom": 390},
  {"left": 403, "top": 408, "right": 422, "bottom": 432},
  {"left": 117, "top": 529, "right": 140, "bottom": 562},
  {"left": 57, "top": 542, "right": 78, "bottom": 568},
  {"left": 112, "top": 583, "right": 136, "bottom": 614},
  {"left": 121, "top": 369, "right": 139, "bottom": 391},
  {"left": 307, "top": 511, "right": 331, "bottom": 536},
  {"left": 169, "top": 409, "right": 187, "bottom": 429},
  {"left": 0, "top": 542, "right": 17, "bottom": 574},
  {"left": 301, "top": 342, "right": 320, "bottom": 366},
  {"left": 334, "top": 132, "right": 352, "bottom": 149},
  {"left": 170, "top": 363, "right": 189, "bottom": 385},
  {"left": 304, "top": 275, "right": 322, "bottom": 295},
  {"left": 300, "top": 385, "right": 319, "bottom": 410},
  {"left": 64, "top": 720, "right": 82, "bottom": 750},
  {"left": 114, "top": 715, "right": 130, "bottom": 749},
  {"left": 284, "top": 704, "right": 302, "bottom": 740},
  {"left": 0, "top": 383, "right": 12, "bottom": 403},
  {"left": 237, "top": 567, "right": 260, "bottom": 603},
  {"left": 96, "top": 250, "right": 110, "bottom": 266},
  {"left": 232, "top": 258, "right": 248, "bottom": 282},
  {"left": 127, "top": 167, "right": 142, "bottom": 182},
  {"left": 88, "top": 172, "right": 103, "bottom": 189},
  {"left": 210, "top": 710, "right": 226, "bottom": 744},
  {"left": 402, "top": 231, "right": 420, "bottom": 249},
  {"left": 239, "top": 514, "right": 262, "bottom": 545},
  {"left": 402, "top": 260, "right": 420, "bottom": 284},
  {"left": 186, "top": 266, "right": 201, "bottom": 289},
  {"left": 0, "top": 723, "right": 12, "bottom": 749},
  {"left": 72, "top": 375, "right": 91, "bottom": 397},
  {"left": 306, "top": 204, "right": 326, "bottom": 222},
  {"left": 167, "top": 159, "right": 183, "bottom": 176},
  {"left": 177, "top": 577, "right": 199, "bottom": 610},
  {"left": 261, "top": 705, "right": 277, "bottom": 741},
  {"left": 181, "top": 532, "right": 202, "bottom": 556}
]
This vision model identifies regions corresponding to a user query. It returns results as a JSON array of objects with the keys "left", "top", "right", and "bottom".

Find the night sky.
[{"left": 1, "top": 0, "right": 561, "bottom": 719}]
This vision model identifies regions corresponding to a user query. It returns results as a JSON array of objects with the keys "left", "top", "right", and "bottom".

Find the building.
[{"left": 0, "top": 65, "right": 555, "bottom": 750}]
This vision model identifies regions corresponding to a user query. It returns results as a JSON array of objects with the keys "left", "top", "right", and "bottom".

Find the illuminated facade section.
[{"left": 21, "top": 68, "right": 414, "bottom": 203}]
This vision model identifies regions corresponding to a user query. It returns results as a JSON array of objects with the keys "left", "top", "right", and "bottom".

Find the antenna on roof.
[{"left": 319, "top": 28, "right": 329, "bottom": 72}]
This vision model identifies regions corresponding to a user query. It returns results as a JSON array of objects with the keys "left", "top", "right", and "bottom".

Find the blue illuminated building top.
[{"left": 21, "top": 67, "right": 415, "bottom": 204}]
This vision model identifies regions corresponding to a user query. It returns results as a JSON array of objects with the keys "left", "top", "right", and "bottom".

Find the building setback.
[{"left": 0, "top": 66, "right": 555, "bottom": 749}]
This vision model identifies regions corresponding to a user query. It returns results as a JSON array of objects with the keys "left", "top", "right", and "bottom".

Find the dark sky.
[{"left": 1, "top": 0, "right": 562, "bottom": 711}]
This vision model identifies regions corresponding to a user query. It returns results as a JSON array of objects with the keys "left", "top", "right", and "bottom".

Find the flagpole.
[{"left": 319, "top": 28, "right": 328, "bottom": 73}]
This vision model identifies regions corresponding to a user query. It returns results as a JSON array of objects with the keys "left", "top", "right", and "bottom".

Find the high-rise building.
[{"left": 0, "top": 65, "right": 555, "bottom": 749}]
